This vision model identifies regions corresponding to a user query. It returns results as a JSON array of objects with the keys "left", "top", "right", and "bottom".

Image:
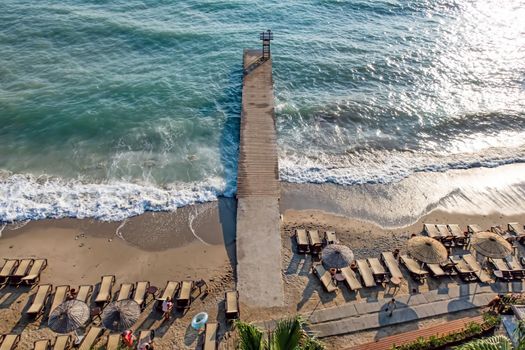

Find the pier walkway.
[{"left": 235, "top": 49, "right": 283, "bottom": 307}]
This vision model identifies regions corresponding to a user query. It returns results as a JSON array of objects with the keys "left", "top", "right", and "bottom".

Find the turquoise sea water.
[{"left": 1, "top": 0, "right": 524, "bottom": 221}]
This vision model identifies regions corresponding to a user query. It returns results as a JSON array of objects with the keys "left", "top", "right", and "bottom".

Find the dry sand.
[{"left": 0, "top": 200, "right": 237, "bottom": 349}]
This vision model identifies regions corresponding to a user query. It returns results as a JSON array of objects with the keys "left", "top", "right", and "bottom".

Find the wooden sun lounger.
[
  {"left": 448, "top": 224, "right": 467, "bottom": 246},
  {"left": 436, "top": 225, "right": 451, "bottom": 239},
  {"left": 52, "top": 335, "right": 71, "bottom": 350},
  {"left": 308, "top": 230, "right": 322, "bottom": 255},
  {"left": 450, "top": 256, "right": 477, "bottom": 282},
  {"left": 324, "top": 231, "right": 338, "bottom": 245},
  {"left": 312, "top": 264, "right": 337, "bottom": 293},
  {"left": 491, "top": 258, "right": 514, "bottom": 281},
  {"left": 505, "top": 256, "right": 525, "bottom": 279},
  {"left": 156, "top": 281, "right": 179, "bottom": 302},
  {"left": 381, "top": 252, "right": 404, "bottom": 280},
  {"left": 356, "top": 259, "right": 376, "bottom": 287},
  {"left": 34, "top": 339, "right": 50, "bottom": 350},
  {"left": 21, "top": 259, "right": 47, "bottom": 286},
  {"left": 50, "top": 285, "right": 70, "bottom": 312},
  {"left": 76, "top": 285, "right": 93, "bottom": 303},
  {"left": 176, "top": 280, "right": 194, "bottom": 310},
  {"left": 368, "top": 257, "right": 388, "bottom": 283},
  {"left": 423, "top": 224, "right": 441, "bottom": 239},
  {"left": 295, "top": 229, "right": 309, "bottom": 254},
  {"left": 116, "top": 283, "right": 134, "bottom": 301},
  {"left": 225, "top": 290, "right": 239, "bottom": 320},
  {"left": 462, "top": 254, "right": 491, "bottom": 283},
  {"left": 94, "top": 275, "right": 115, "bottom": 304},
  {"left": 203, "top": 322, "right": 218, "bottom": 350},
  {"left": 467, "top": 224, "right": 483, "bottom": 235},
  {"left": 26, "top": 284, "right": 52, "bottom": 318},
  {"left": 78, "top": 327, "right": 103, "bottom": 350},
  {"left": 133, "top": 281, "right": 150, "bottom": 309},
  {"left": 340, "top": 266, "right": 362, "bottom": 291},
  {"left": 426, "top": 263, "right": 446, "bottom": 277},
  {"left": 0, "top": 260, "right": 18, "bottom": 286},
  {"left": 0, "top": 334, "right": 20, "bottom": 350},
  {"left": 400, "top": 255, "right": 428, "bottom": 282},
  {"left": 10, "top": 258, "right": 34, "bottom": 285},
  {"left": 509, "top": 223, "right": 525, "bottom": 242},
  {"left": 106, "top": 334, "right": 121, "bottom": 350}
]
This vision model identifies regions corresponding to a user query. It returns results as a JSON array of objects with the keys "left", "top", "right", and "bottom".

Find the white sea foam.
[{"left": 0, "top": 172, "right": 228, "bottom": 222}]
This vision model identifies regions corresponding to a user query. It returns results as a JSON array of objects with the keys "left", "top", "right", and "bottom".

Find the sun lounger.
[
  {"left": 0, "top": 260, "right": 18, "bottom": 286},
  {"left": 423, "top": 224, "right": 441, "bottom": 240},
  {"left": 225, "top": 290, "right": 240, "bottom": 320},
  {"left": 106, "top": 334, "right": 121, "bottom": 350},
  {"left": 295, "top": 229, "right": 309, "bottom": 254},
  {"left": 509, "top": 223, "right": 525, "bottom": 242},
  {"left": 448, "top": 224, "right": 467, "bottom": 246},
  {"left": 340, "top": 266, "right": 362, "bottom": 291},
  {"left": 436, "top": 225, "right": 451, "bottom": 239},
  {"left": 312, "top": 264, "right": 337, "bottom": 293},
  {"left": 78, "top": 327, "right": 103, "bottom": 350},
  {"left": 76, "top": 285, "right": 93, "bottom": 303},
  {"left": 176, "top": 280, "right": 194, "bottom": 310},
  {"left": 381, "top": 252, "right": 404, "bottom": 280},
  {"left": 50, "top": 285, "right": 70, "bottom": 312},
  {"left": 400, "top": 255, "right": 428, "bottom": 282},
  {"left": 467, "top": 224, "right": 483, "bottom": 235},
  {"left": 203, "top": 322, "right": 218, "bottom": 350},
  {"left": 0, "top": 334, "right": 20, "bottom": 350},
  {"left": 156, "top": 280, "right": 179, "bottom": 310},
  {"left": 450, "top": 256, "right": 477, "bottom": 282},
  {"left": 505, "top": 256, "right": 525, "bottom": 279},
  {"left": 26, "top": 284, "right": 52, "bottom": 318},
  {"left": 462, "top": 254, "right": 491, "bottom": 283},
  {"left": 34, "top": 339, "right": 50, "bottom": 350},
  {"left": 324, "top": 231, "right": 338, "bottom": 245},
  {"left": 426, "top": 263, "right": 446, "bottom": 277},
  {"left": 9, "top": 258, "right": 34, "bottom": 285},
  {"left": 308, "top": 230, "right": 322, "bottom": 255},
  {"left": 116, "top": 283, "right": 134, "bottom": 301},
  {"left": 356, "top": 259, "right": 376, "bottom": 287},
  {"left": 52, "top": 335, "right": 71, "bottom": 350},
  {"left": 367, "top": 257, "right": 388, "bottom": 283},
  {"left": 21, "top": 259, "right": 47, "bottom": 286},
  {"left": 94, "top": 275, "right": 115, "bottom": 304},
  {"left": 133, "top": 281, "right": 150, "bottom": 309}
]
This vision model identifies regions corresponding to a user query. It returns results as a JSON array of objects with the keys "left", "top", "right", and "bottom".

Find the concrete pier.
[{"left": 235, "top": 49, "right": 283, "bottom": 307}]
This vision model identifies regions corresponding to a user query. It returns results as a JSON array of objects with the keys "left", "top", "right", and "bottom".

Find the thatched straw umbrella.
[
  {"left": 102, "top": 299, "right": 141, "bottom": 332},
  {"left": 321, "top": 244, "right": 355, "bottom": 269},
  {"left": 407, "top": 236, "right": 448, "bottom": 264},
  {"left": 470, "top": 231, "right": 512, "bottom": 259},
  {"left": 48, "top": 300, "right": 89, "bottom": 333}
]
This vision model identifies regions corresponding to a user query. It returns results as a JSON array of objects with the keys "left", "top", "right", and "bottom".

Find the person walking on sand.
[
  {"left": 386, "top": 298, "right": 397, "bottom": 317},
  {"left": 162, "top": 296, "right": 173, "bottom": 320}
]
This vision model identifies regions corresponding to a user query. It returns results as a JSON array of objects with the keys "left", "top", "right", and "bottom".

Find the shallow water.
[{"left": 0, "top": 0, "right": 524, "bottom": 221}]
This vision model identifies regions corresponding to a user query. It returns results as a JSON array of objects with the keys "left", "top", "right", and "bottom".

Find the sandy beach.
[{"left": 1, "top": 164, "right": 525, "bottom": 349}]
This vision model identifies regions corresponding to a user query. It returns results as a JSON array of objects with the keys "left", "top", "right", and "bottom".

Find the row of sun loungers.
[
  {"left": 425, "top": 223, "right": 525, "bottom": 246},
  {"left": 313, "top": 252, "right": 406, "bottom": 293},
  {"left": 34, "top": 335, "right": 71, "bottom": 350},
  {"left": 0, "top": 258, "right": 47, "bottom": 287},
  {"left": 295, "top": 229, "right": 338, "bottom": 255},
  {"left": 423, "top": 224, "right": 467, "bottom": 246}
]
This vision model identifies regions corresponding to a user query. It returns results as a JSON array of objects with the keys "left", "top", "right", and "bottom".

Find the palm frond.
[
  {"left": 235, "top": 320, "right": 264, "bottom": 350},
  {"left": 269, "top": 317, "right": 304, "bottom": 350},
  {"left": 454, "top": 335, "right": 513, "bottom": 350}
]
